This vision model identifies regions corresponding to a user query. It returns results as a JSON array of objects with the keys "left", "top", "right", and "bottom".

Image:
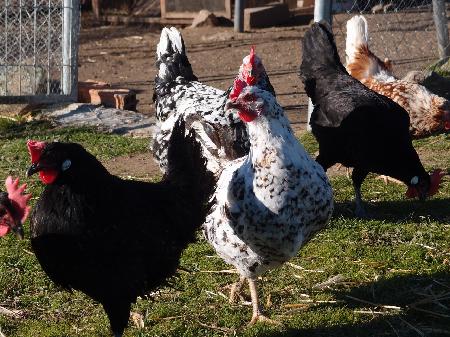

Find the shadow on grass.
[
  {"left": 264, "top": 272, "right": 450, "bottom": 337},
  {"left": 334, "top": 198, "right": 450, "bottom": 224}
]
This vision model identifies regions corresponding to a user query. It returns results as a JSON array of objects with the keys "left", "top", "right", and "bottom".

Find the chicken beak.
[
  {"left": 12, "top": 223, "right": 24, "bottom": 240},
  {"left": 26, "top": 163, "right": 39, "bottom": 177}
]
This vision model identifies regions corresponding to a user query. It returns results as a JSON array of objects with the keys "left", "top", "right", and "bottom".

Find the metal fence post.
[
  {"left": 234, "top": 0, "right": 245, "bottom": 33},
  {"left": 307, "top": 0, "right": 332, "bottom": 131},
  {"left": 62, "top": 0, "right": 71, "bottom": 96},
  {"left": 62, "top": 0, "right": 79, "bottom": 100},
  {"left": 432, "top": 0, "right": 449, "bottom": 60}
]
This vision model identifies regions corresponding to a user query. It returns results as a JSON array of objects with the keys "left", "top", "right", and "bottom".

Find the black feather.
[
  {"left": 29, "top": 123, "right": 215, "bottom": 336},
  {"left": 299, "top": 22, "right": 429, "bottom": 189}
]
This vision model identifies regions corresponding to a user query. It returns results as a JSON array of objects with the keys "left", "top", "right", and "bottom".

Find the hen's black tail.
[
  {"left": 299, "top": 22, "right": 347, "bottom": 81},
  {"left": 153, "top": 27, "right": 197, "bottom": 102},
  {"left": 165, "top": 119, "right": 215, "bottom": 221}
]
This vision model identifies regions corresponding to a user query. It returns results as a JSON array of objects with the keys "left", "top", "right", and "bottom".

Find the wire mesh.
[
  {"left": 331, "top": 0, "right": 450, "bottom": 77},
  {"left": 0, "top": 0, "right": 79, "bottom": 102}
]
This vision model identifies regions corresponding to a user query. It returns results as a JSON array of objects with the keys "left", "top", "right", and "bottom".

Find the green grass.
[{"left": 0, "top": 119, "right": 449, "bottom": 337}]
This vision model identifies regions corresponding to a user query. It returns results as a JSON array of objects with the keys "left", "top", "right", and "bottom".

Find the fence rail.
[{"left": 0, "top": 0, "right": 80, "bottom": 104}]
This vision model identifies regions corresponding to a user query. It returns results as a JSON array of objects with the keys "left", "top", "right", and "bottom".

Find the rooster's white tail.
[{"left": 345, "top": 15, "right": 368, "bottom": 65}]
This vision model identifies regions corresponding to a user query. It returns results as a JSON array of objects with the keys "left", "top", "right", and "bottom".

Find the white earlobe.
[
  {"left": 62, "top": 159, "right": 71, "bottom": 171},
  {"left": 410, "top": 176, "right": 418, "bottom": 185}
]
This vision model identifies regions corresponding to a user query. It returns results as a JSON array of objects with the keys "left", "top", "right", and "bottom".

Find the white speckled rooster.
[
  {"left": 204, "top": 84, "right": 334, "bottom": 324},
  {"left": 152, "top": 27, "right": 274, "bottom": 175}
]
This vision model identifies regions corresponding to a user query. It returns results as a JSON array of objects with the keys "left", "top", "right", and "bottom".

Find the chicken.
[
  {"left": 152, "top": 27, "right": 274, "bottom": 175},
  {"left": 26, "top": 120, "right": 214, "bottom": 337},
  {"left": 0, "top": 176, "right": 31, "bottom": 239},
  {"left": 345, "top": 15, "right": 450, "bottom": 138},
  {"left": 204, "top": 84, "right": 334, "bottom": 324},
  {"left": 299, "top": 22, "right": 443, "bottom": 217}
]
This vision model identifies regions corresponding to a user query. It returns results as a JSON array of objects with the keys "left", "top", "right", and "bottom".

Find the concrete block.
[{"left": 244, "top": 4, "right": 290, "bottom": 30}]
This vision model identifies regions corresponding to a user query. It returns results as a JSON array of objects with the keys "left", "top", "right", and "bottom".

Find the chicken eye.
[{"left": 61, "top": 159, "right": 72, "bottom": 171}]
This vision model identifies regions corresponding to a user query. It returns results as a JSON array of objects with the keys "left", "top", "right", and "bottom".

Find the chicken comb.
[
  {"left": 427, "top": 169, "right": 445, "bottom": 197},
  {"left": 27, "top": 140, "right": 47, "bottom": 164},
  {"left": 249, "top": 46, "right": 256, "bottom": 67},
  {"left": 5, "top": 176, "right": 32, "bottom": 224}
]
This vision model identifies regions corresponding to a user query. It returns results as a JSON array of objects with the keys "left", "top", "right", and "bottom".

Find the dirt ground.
[
  {"left": 78, "top": 10, "right": 444, "bottom": 176},
  {"left": 79, "top": 11, "right": 442, "bottom": 122}
]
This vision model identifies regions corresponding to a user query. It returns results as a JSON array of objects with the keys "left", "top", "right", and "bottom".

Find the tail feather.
[
  {"left": 345, "top": 15, "right": 368, "bottom": 65},
  {"left": 154, "top": 27, "right": 197, "bottom": 101},
  {"left": 165, "top": 119, "right": 216, "bottom": 218},
  {"left": 345, "top": 15, "right": 392, "bottom": 80},
  {"left": 299, "top": 21, "right": 347, "bottom": 85}
]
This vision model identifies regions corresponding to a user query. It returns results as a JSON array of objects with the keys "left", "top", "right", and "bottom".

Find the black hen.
[
  {"left": 26, "top": 120, "right": 215, "bottom": 337},
  {"left": 299, "top": 22, "right": 442, "bottom": 217}
]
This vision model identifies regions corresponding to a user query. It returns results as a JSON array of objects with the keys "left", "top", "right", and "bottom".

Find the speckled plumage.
[
  {"left": 204, "top": 87, "right": 334, "bottom": 279},
  {"left": 152, "top": 27, "right": 274, "bottom": 175},
  {"left": 345, "top": 15, "right": 450, "bottom": 138}
]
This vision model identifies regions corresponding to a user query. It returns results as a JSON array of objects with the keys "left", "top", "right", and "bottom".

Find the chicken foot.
[
  {"left": 247, "top": 279, "right": 280, "bottom": 326},
  {"left": 229, "top": 276, "right": 247, "bottom": 303}
]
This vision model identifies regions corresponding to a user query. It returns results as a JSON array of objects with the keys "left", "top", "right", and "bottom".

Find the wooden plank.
[
  {"left": 244, "top": 4, "right": 289, "bottom": 30},
  {"left": 160, "top": 0, "right": 166, "bottom": 18}
]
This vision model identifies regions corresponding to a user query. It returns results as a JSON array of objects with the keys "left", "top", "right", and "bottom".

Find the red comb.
[
  {"left": 249, "top": 46, "right": 256, "bottom": 66},
  {"left": 27, "top": 140, "right": 47, "bottom": 164},
  {"left": 229, "top": 78, "right": 246, "bottom": 100},
  {"left": 427, "top": 169, "right": 445, "bottom": 197},
  {"left": 5, "top": 176, "right": 32, "bottom": 224}
]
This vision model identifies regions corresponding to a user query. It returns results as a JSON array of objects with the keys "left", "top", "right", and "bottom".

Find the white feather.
[{"left": 345, "top": 15, "right": 368, "bottom": 65}]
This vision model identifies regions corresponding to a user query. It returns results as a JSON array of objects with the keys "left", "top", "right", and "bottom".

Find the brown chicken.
[{"left": 345, "top": 15, "right": 450, "bottom": 138}]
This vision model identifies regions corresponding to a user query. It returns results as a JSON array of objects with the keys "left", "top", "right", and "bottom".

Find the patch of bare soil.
[
  {"left": 103, "top": 153, "right": 161, "bottom": 180},
  {"left": 78, "top": 10, "right": 440, "bottom": 136}
]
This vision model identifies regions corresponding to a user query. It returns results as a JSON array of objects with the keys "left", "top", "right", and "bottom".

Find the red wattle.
[
  {"left": 0, "top": 224, "right": 9, "bottom": 237},
  {"left": 246, "top": 76, "right": 256, "bottom": 85},
  {"left": 405, "top": 186, "right": 417, "bottom": 199},
  {"left": 445, "top": 120, "right": 450, "bottom": 130},
  {"left": 238, "top": 110, "right": 258, "bottom": 123},
  {"left": 40, "top": 170, "right": 58, "bottom": 185},
  {"left": 428, "top": 169, "right": 444, "bottom": 196},
  {"left": 0, "top": 209, "right": 13, "bottom": 237}
]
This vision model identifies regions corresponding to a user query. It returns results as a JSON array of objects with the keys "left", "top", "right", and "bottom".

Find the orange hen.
[{"left": 345, "top": 15, "right": 450, "bottom": 138}]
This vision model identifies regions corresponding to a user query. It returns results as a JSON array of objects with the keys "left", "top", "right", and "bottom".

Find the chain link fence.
[
  {"left": 331, "top": 0, "right": 449, "bottom": 77},
  {"left": 0, "top": 0, "right": 80, "bottom": 104}
]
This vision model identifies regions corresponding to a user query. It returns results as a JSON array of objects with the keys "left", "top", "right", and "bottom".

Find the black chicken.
[
  {"left": 299, "top": 22, "right": 443, "bottom": 217},
  {"left": 26, "top": 120, "right": 215, "bottom": 337}
]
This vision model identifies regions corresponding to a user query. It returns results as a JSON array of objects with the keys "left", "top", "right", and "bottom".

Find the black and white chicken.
[
  {"left": 204, "top": 84, "right": 334, "bottom": 324},
  {"left": 152, "top": 27, "right": 274, "bottom": 174}
]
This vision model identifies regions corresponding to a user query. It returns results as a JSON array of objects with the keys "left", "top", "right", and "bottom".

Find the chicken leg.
[
  {"left": 352, "top": 168, "right": 369, "bottom": 218},
  {"left": 247, "top": 278, "right": 279, "bottom": 325},
  {"left": 229, "top": 276, "right": 246, "bottom": 303}
]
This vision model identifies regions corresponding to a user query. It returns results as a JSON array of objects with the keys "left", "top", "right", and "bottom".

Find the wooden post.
[{"left": 432, "top": 0, "right": 450, "bottom": 59}]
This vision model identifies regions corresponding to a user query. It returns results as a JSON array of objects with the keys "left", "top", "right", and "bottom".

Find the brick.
[
  {"left": 89, "top": 88, "right": 137, "bottom": 111},
  {"left": 78, "top": 80, "right": 110, "bottom": 103}
]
